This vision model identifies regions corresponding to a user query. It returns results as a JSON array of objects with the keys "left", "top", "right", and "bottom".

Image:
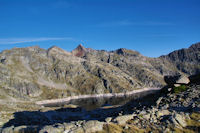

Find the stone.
[
  {"left": 70, "top": 127, "right": 84, "bottom": 133},
  {"left": 39, "top": 125, "right": 64, "bottom": 133},
  {"left": 1, "top": 126, "right": 14, "bottom": 133},
  {"left": 164, "top": 74, "right": 190, "bottom": 86},
  {"left": 164, "top": 128, "right": 170, "bottom": 133},
  {"left": 82, "top": 120, "right": 104, "bottom": 133},
  {"left": 156, "top": 97, "right": 163, "bottom": 107},
  {"left": 124, "top": 125, "right": 129, "bottom": 129},
  {"left": 176, "top": 76, "right": 190, "bottom": 85},
  {"left": 174, "top": 84, "right": 181, "bottom": 87},
  {"left": 150, "top": 114, "right": 157, "bottom": 123},
  {"left": 13, "top": 126, "right": 27, "bottom": 132},
  {"left": 168, "top": 88, "right": 172, "bottom": 91},
  {"left": 170, "top": 114, "right": 187, "bottom": 127},
  {"left": 63, "top": 123, "right": 77, "bottom": 131},
  {"left": 113, "top": 114, "right": 134, "bottom": 125},
  {"left": 105, "top": 117, "right": 112, "bottom": 123},
  {"left": 174, "top": 114, "right": 187, "bottom": 127},
  {"left": 156, "top": 110, "right": 170, "bottom": 117},
  {"left": 143, "top": 114, "right": 151, "bottom": 120},
  {"left": 139, "top": 110, "right": 147, "bottom": 115},
  {"left": 13, "top": 126, "right": 38, "bottom": 133}
]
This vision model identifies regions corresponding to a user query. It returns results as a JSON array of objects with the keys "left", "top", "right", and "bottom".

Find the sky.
[{"left": 0, "top": 0, "right": 199, "bottom": 57}]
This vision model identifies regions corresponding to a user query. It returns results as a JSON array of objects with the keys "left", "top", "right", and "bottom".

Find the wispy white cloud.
[
  {"left": 0, "top": 37, "right": 75, "bottom": 45},
  {"left": 97, "top": 20, "right": 174, "bottom": 27}
]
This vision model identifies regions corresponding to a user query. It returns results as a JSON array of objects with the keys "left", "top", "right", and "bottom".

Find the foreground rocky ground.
[{"left": 0, "top": 83, "right": 199, "bottom": 133}]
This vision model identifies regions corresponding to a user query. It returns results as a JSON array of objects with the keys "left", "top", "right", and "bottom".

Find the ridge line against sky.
[{"left": 0, "top": 0, "right": 199, "bottom": 57}]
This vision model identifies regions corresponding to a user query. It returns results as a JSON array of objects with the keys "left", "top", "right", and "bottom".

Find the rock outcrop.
[
  {"left": 1, "top": 82, "right": 200, "bottom": 132},
  {"left": 164, "top": 74, "right": 190, "bottom": 87}
]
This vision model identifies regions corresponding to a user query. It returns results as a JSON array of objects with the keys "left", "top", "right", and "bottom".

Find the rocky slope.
[{"left": 1, "top": 79, "right": 199, "bottom": 133}]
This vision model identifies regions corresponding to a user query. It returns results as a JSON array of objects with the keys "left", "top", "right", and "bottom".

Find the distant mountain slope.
[{"left": 0, "top": 42, "right": 199, "bottom": 102}]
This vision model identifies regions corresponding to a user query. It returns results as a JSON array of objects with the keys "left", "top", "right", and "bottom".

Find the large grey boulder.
[
  {"left": 39, "top": 124, "right": 65, "bottom": 133},
  {"left": 113, "top": 114, "right": 134, "bottom": 125},
  {"left": 164, "top": 74, "right": 190, "bottom": 86},
  {"left": 82, "top": 120, "right": 104, "bottom": 133},
  {"left": 170, "top": 113, "right": 187, "bottom": 127}
]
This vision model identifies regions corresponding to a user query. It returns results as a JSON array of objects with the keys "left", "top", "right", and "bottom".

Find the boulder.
[
  {"left": 69, "top": 127, "right": 84, "bottom": 133},
  {"left": 156, "top": 97, "right": 163, "bottom": 107},
  {"left": 143, "top": 114, "right": 151, "bottom": 120},
  {"left": 105, "top": 117, "right": 112, "bottom": 123},
  {"left": 156, "top": 110, "right": 170, "bottom": 117},
  {"left": 63, "top": 123, "right": 77, "bottom": 131},
  {"left": 170, "top": 114, "right": 187, "bottom": 127},
  {"left": 39, "top": 124, "right": 65, "bottom": 133},
  {"left": 113, "top": 114, "right": 134, "bottom": 125},
  {"left": 1, "top": 126, "right": 14, "bottom": 133},
  {"left": 174, "top": 114, "right": 187, "bottom": 127},
  {"left": 164, "top": 74, "right": 190, "bottom": 86},
  {"left": 82, "top": 120, "right": 104, "bottom": 133}
]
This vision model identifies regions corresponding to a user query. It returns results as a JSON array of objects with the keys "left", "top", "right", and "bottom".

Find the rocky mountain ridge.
[
  {"left": 0, "top": 42, "right": 199, "bottom": 102},
  {"left": 160, "top": 42, "right": 200, "bottom": 75}
]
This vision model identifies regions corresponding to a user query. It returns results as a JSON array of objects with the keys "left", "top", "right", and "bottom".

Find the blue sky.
[{"left": 0, "top": 0, "right": 199, "bottom": 57}]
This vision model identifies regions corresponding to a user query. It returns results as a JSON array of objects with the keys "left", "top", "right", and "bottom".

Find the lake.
[{"left": 40, "top": 88, "right": 161, "bottom": 110}]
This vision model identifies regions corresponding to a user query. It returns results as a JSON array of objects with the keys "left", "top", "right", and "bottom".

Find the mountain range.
[{"left": 0, "top": 42, "right": 199, "bottom": 102}]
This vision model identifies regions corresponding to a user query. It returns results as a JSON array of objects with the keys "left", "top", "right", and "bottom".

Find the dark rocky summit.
[{"left": 160, "top": 42, "right": 200, "bottom": 75}]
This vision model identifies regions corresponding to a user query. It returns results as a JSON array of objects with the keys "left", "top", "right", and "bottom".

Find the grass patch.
[
  {"left": 138, "top": 114, "right": 143, "bottom": 118},
  {"left": 190, "top": 112, "right": 200, "bottom": 121},
  {"left": 173, "top": 85, "right": 188, "bottom": 93}
]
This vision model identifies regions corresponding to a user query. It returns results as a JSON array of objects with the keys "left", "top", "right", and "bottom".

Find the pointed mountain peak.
[
  {"left": 72, "top": 44, "right": 88, "bottom": 57},
  {"left": 75, "top": 44, "right": 86, "bottom": 51},
  {"left": 78, "top": 43, "right": 83, "bottom": 47}
]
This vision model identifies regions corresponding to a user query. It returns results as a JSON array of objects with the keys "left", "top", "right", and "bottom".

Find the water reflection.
[{"left": 44, "top": 90, "right": 158, "bottom": 110}]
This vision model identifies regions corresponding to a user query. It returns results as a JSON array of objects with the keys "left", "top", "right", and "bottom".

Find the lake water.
[{"left": 44, "top": 89, "right": 160, "bottom": 110}]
